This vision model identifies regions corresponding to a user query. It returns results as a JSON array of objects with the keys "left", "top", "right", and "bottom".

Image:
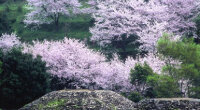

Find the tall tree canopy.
[
  {"left": 24, "top": 0, "right": 82, "bottom": 26},
  {"left": 90, "top": 0, "right": 200, "bottom": 50},
  {"left": 157, "top": 34, "right": 200, "bottom": 97},
  {"left": 23, "top": 36, "right": 164, "bottom": 92}
]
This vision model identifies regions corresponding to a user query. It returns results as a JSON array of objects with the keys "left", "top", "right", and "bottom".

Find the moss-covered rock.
[{"left": 20, "top": 90, "right": 136, "bottom": 110}]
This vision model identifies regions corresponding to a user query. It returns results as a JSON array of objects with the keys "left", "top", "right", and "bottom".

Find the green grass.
[{"left": 0, "top": 0, "right": 93, "bottom": 43}]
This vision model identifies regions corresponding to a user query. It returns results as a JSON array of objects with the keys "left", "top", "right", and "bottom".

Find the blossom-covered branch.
[
  {"left": 90, "top": 0, "right": 200, "bottom": 50},
  {"left": 23, "top": 37, "right": 165, "bottom": 91},
  {"left": 24, "top": 0, "right": 82, "bottom": 26}
]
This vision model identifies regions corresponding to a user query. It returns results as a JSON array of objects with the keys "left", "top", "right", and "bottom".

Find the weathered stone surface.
[
  {"left": 137, "top": 98, "right": 200, "bottom": 110},
  {"left": 20, "top": 89, "right": 136, "bottom": 110}
]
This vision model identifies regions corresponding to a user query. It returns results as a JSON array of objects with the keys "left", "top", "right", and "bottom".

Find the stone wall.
[
  {"left": 19, "top": 89, "right": 200, "bottom": 110},
  {"left": 137, "top": 98, "right": 200, "bottom": 110},
  {"left": 20, "top": 90, "right": 136, "bottom": 110}
]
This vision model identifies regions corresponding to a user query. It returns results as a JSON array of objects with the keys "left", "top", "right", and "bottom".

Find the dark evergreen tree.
[
  {"left": 0, "top": 11, "right": 12, "bottom": 35},
  {"left": 104, "top": 33, "right": 146, "bottom": 61},
  {"left": 0, "top": 49, "right": 50, "bottom": 109}
]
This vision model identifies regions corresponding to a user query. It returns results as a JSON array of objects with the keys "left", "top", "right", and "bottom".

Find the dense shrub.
[
  {"left": 147, "top": 74, "right": 181, "bottom": 98},
  {"left": 17, "top": 5, "right": 22, "bottom": 12},
  {"left": 0, "top": 11, "right": 12, "bottom": 35},
  {"left": 127, "top": 92, "right": 143, "bottom": 103},
  {"left": 106, "top": 33, "right": 145, "bottom": 60},
  {"left": 0, "top": 0, "right": 6, "bottom": 3},
  {"left": 129, "top": 62, "right": 180, "bottom": 98},
  {"left": 50, "top": 76, "right": 87, "bottom": 91},
  {"left": 157, "top": 35, "right": 200, "bottom": 98},
  {"left": 121, "top": 91, "right": 143, "bottom": 103},
  {"left": 195, "top": 15, "right": 200, "bottom": 43},
  {"left": 130, "top": 63, "right": 155, "bottom": 94},
  {"left": 0, "top": 48, "right": 50, "bottom": 109}
]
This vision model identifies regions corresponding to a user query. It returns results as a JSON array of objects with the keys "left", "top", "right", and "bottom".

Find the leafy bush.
[
  {"left": 157, "top": 35, "right": 200, "bottom": 97},
  {"left": 0, "top": 48, "right": 50, "bottom": 109},
  {"left": 130, "top": 62, "right": 155, "bottom": 94},
  {"left": 5, "top": 5, "right": 10, "bottom": 12},
  {"left": 147, "top": 74, "right": 181, "bottom": 98},
  {"left": 103, "top": 33, "right": 145, "bottom": 60},
  {"left": 0, "top": 11, "right": 12, "bottom": 35},
  {"left": 17, "top": 5, "right": 22, "bottom": 12},
  {"left": 0, "top": 0, "right": 6, "bottom": 3},
  {"left": 129, "top": 61, "right": 180, "bottom": 98},
  {"left": 127, "top": 92, "right": 143, "bottom": 102},
  {"left": 195, "top": 15, "right": 200, "bottom": 43},
  {"left": 0, "top": 33, "right": 21, "bottom": 51},
  {"left": 50, "top": 76, "right": 86, "bottom": 91},
  {"left": 121, "top": 91, "right": 143, "bottom": 103},
  {"left": 189, "top": 87, "right": 200, "bottom": 98}
]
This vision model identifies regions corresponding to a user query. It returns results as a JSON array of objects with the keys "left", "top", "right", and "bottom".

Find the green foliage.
[
  {"left": 127, "top": 92, "right": 143, "bottom": 102},
  {"left": 0, "top": 0, "right": 6, "bottom": 4},
  {"left": 17, "top": 5, "right": 22, "bottom": 12},
  {"left": 18, "top": 15, "right": 93, "bottom": 42},
  {"left": 130, "top": 63, "right": 155, "bottom": 94},
  {"left": 157, "top": 34, "right": 200, "bottom": 98},
  {"left": 130, "top": 63, "right": 154, "bottom": 85},
  {"left": 121, "top": 91, "right": 143, "bottom": 102},
  {"left": 194, "top": 15, "right": 200, "bottom": 43},
  {"left": 0, "top": 61, "right": 2, "bottom": 74},
  {"left": 0, "top": 1, "right": 93, "bottom": 43},
  {"left": 147, "top": 74, "right": 180, "bottom": 98},
  {"left": 0, "top": 48, "right": 50, "bottom": 109},
  {"left": 5, "top": 5, "right": 10, "bottom": 12},
  {"left": 157, "top": 34, "right": 200, "bottom": 65},
  {"left": 0, "top": 10, "right": 12, "bottom": 34},
  {"left": 0, "top": 0, "right": 27, "bottom": 4},
  {"left": 50, "top": 76, "right": 85, "bottom": 91},
  {"left": 189, "top": 87, "right": 200, "bottom": 98},
  {"left": 129, "top": 61, "right": 180, "bottom": 98},
  {"left": 103, "top": 33, "right": 146, "bottom": 60}
]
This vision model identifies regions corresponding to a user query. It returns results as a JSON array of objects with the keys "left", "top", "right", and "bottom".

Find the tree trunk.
[
  {"left": 54, "top": 15, "right": 59, "bottom": 31},
  {"left": 55, "top": 19, "right": 59, "bottom": 28}
]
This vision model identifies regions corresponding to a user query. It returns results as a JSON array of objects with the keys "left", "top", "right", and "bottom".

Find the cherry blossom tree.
[
  {"left": 24, "top": 0, "right": 82, "bottom": 26},
  {"left": 90, "top": 0, "right": 200, "bottom": 50},
  {"left": 23, "top": 37, "right": 165, "bottom": 92},
  {"left": 88, "top": 0, "right": 97, "bottom": 6},
  {"left": 0, "top": 33, "right": 21, "bottom": 51},
  {"left": 78, "top": 0, "right": 97, "bottom": 14},
  {"left": 163, "top": 0, "right": 200, "bottom": 35},
  {"left": 90, "top": 0, "right": 167, "bottom": 49},
  {"left": 0, "top": 33, "right": 165, "bottom": 92}
]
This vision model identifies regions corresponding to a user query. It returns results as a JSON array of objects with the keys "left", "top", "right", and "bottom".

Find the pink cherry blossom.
[
  {"left": 24, "top": 0, "right": 82, "bottom": 26},
  {"left": 90, "top": 0, "right": 200, "bottom": 50},
  {"left": 0, "top": 33, "right": 21, "bottom": 51},
  {"left": 23, "top": 37, "right": 165, "bottom": 92}
]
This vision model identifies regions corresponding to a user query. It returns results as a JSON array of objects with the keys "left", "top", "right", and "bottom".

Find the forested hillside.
[{"left": 0, "top": 0, "right": 200, "bottom": 109}]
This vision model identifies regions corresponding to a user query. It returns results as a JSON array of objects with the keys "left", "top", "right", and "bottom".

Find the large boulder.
[
  {"left": 20, "top": 90, "right": 136, "bottom": 110},
  {"left": 137, "top": 98, "right": 200, "bottom": 110}
]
